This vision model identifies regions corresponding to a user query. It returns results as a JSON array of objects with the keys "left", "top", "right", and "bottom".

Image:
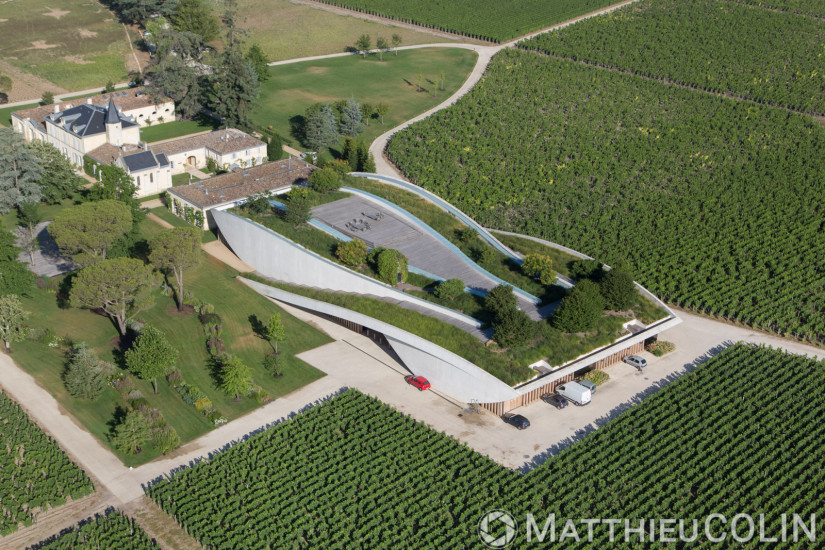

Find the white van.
[{"left": 556, "top": 382, "right": 592, "bottom": 406}]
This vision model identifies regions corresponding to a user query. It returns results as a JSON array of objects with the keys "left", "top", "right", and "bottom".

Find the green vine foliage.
[
  {"left": 387, "top": 49, "right": 825, "bottom": 344},
  {"left": 147, "top": 346, "right": 825, "bottom": 548}
]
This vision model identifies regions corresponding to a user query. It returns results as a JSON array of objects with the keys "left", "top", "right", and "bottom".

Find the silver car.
[
  {"left": 623, "top": 355, "right": 647, "bottom": 369},
  {"left": 578, "top": 379, "right": 597, "bottom": 394}
]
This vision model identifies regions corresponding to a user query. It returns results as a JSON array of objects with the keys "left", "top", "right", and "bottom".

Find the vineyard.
[
  {"left": 0, "top": 391, "right": 94, "bottom": 536},
  {"left": 32, "top": 510, "right": 158, "bottom": 549},
  {"left": 387, "top": 49, "right": 825, "bottom": 344},
  {"left": 520, "top": 0, "right": 825, "bottom": 114},
  {"left": 739, "top": 0, "right": 825, "bottom": 17},
  {"left": 146, "top": 345, "right": 825, "bottom": 547},
  {"left": 312, "top": 0, "right": 617, "bottom": 42}
]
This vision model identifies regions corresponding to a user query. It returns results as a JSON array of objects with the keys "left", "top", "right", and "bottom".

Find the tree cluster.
[{"left": 484, "top": 285, "right": 533, "bottom": 348}]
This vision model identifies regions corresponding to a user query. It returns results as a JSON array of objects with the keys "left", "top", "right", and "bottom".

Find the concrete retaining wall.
[
  {"left": 239, "top": 278, "right": 520, "bottom": 403},
  {"left": 212, "top": 210, "right": 482, "bottom": 329}
]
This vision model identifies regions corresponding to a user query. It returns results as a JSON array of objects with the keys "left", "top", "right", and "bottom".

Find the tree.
[
  {"left": 308, "top": 167, "right": 341, "bottom": 194},
  {"left": 339, "top": 98, "right": 364, "bottom": 136},
  {"left": 375, "top": 248, "right": 408, "bottom": 285},
  {"left": 41, "top": 91, "right": 54, "bottom": 105},
  {"left": 49, "top": 200, "right": 133, "bottom": 267},
  {"left": 265, "top": 313, "right": 285, "bottom": 354},
  {"left": 599, "top": 268, "right": 637, "bottom": 311},
  {"left": 113, "top": 411, "right": 150, "bottom": 455},
  {"left": 16, "top": 202, "right": 41, "bottom": 265},
  {"left": 552, "top": 279, "right": 605, "bottom": 333},
  {"left": 245, "top": 43, "right": 270, "bottom": 82},
  {"left": 126, "top": 325, "right": 179, "bottom": 393},
  {"left": 149, "top": 227, "right": 202, "bottom": 311},
  {"left": 362, "top": 153, "right": 377, "bottom": 173},
  {"left": 376, "top": 102, "right": 390, "bottom": 125},
  {"left": 64, "top": 343, "right": 106, "bottom": 400},
  {"left": 27, "top": 141, "right": 82, "bottom": 203},
  {"left": 208, "top": 0, "right": 259, "bottom": 130},
  {"left": 0, "top": 295, "right": 29, "bottom": 353},
  {"left": 0, "top": 231, "right": 35, "bottom": 296},
  {"left": 105, "top": 81, "right": 116, "bottom": 93},
  {"left": 304, "top": 104, "right": 338, "bottom": 151},
  {"left": 568, "top": 259, "right": 604, "bottom": 282},
  {"left": 282, "top": 187, "right": 314, "bottom": 226},
  {"left": 492, "top": 307, "right": 534, "bottom": 348},
  {"left": 171, "top": 0, "right": 220, "bottom": 42},
  {"left": 70, "top": 258, "right": 159, "bottom": 336},
  {"left": 356, "top": 140, "right": 370, "bottom": 171},
  {"left": 359, "top": 103, "right": 374, "bottom": 126},
  {"left": 342, "top": 137, "right": 358, "bottom": 171},
  {"left": 355, "top": 34, "right": 371, "bottom": 58},
  {"left": 0, "top": 128, "right": 43, "bottom": 215},
  {"left": 485, "top": 284, "right": 518, "bottom": 317},
  {"left": 146, "top": 53, "right": 203, "bottom": 119},
  {"left": 521, "top": 254, "right": 555, "bottom": 285},
  {"left": 89, "top": 165, "right": 141, "bottom": 217},
  {"left": 267, "top": 133, "right": 284, "bottom": 161},
  {"left": 335, "top": 239, "right": 368, "bottom": 267},
  {"left": 243, "top": 192, "right": 272, "bottom": 216},
  {"left": 391, "top": 33, "right": 402, "bottom": 55},
  {"left": 434, "top": 279, "right": 464, "bottom": 301},
  {"left": 220, "top": 356, "right": 252, "bottom": 400},
  {"left": 375, "top": 37, "right": 389, "bottom": 61}
]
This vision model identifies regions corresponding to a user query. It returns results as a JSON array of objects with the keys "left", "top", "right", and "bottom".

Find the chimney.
[
  {"left": 54, "top": 104, "right": 60, "bottom": 113},
  {"left": 86, "top": 98, "right": 92, "bottom": 104}
]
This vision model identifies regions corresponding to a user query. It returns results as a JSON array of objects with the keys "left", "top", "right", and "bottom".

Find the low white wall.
[
  {"left": 212, "top": 210, "right": 482, "bottom": 328},
  {"left": 239, "top": 278, "right": 520, "bottom": 403}
]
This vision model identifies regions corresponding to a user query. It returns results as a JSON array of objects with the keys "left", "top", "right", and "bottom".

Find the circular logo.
[{"left": 477, "top": 509, "right": 517, "bottom": 549}]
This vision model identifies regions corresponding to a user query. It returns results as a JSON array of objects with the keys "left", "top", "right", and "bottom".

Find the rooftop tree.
[{"left": 70, "top": 257, "right": 159, "bottom": 336}]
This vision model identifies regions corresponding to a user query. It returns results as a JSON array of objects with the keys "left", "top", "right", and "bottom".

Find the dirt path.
[
  {"left": 123, "top": 23, "right": 142, "bottom": 76},
  {"left": 289, "top": 0, "right": 481, "bottom": 43},
  {"left": 146, "top": 212, "right": 174, "bottom": 229}
]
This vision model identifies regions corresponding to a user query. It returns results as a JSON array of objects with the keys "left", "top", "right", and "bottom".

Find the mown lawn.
[
  {"left": 13, "top": 221, "right": 331, "bottom": 466},
  {"left": 251, "top": 48, "right": 477, "bottom": 153},
  {"left": 148, "top": 206, "right": 217, "bottom": 243},
  {"left": 216, "top": 0, "right": 471, "bottom": 62}
]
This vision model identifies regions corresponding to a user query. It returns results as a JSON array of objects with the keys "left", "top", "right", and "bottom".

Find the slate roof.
[
  {"left": 169, "top": 158, "right": 314, "bottom": 209},
  {"left": 44, "top": 103, "right": 138, "bottom": 138},
  {"left": 156, "top": 153, "right": 169, "bottom": 167},
  {"left": 122, "top": 150, "right": 160, "bottom": 172},
  {"left": 105, "top": 97, "right": 120, "bottom": 125},
  {"left": 153, "top": 129, "right": 264, "bottom": 157},
  {"left": 11, "top": 87, "right": 171, "bottom": 132}
]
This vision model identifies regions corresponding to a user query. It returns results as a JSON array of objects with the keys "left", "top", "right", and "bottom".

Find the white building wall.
[{"left": 126, "top": 100, "right": 175, "bottom": 126}]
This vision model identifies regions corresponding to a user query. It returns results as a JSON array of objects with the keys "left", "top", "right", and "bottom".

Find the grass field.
[
  {"left": 12, "top": 220, "right": 331, "bottom": 466},
  {"left": 149, "top": 206, "right": 217, "bottom": 243},
  {"left": 251, "top": 48, "right": 477, "bottom": 153},
  {"left": 148, "top": 345, "right": 825, "bottom": 548},
  {"left": 0, "top": 0, "right": 131, "bottom": 92},
  {"left": 209, "top": 0, "right": 467, "bottom": 62}
]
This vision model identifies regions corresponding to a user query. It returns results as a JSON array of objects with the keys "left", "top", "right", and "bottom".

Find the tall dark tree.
[
  {"left": 245, "top": 43, "right": 271, "bottom": 82},
  {"left": 27, "top": 140, "right": 82, "bottom": 203},
  {"left": 0, "top": 128, "right": 43, "bottom": 215},
  {"left": 147, "top": 54, "right": 204, "bottom": 118},
  {"left": 171, "top": 0, "right": 220, "bottom": 42},
  {"left": 0, "top": 229, "right": 35, "bottom": 296},
  {"left": 207, "top": 0, "right": 259, "bottom": 131},
  {"left": 339, "top": 98, "right": 364, "bottom": 136},
  {"left": 304, "top": 104, "right": 338, "bottom": 151}
]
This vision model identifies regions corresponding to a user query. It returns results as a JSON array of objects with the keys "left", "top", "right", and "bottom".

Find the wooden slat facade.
[{"left": 480, "top": 340, "right": 646, "bottom": 416}]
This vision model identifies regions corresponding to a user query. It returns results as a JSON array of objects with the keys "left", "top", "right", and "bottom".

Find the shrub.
[
  {"left": 194, "top": 397, "right": 213, "bottom": 413},
  {"left": 434, "top": 278, "right": 465, "bottom": 300},
  {"left": 552, "top": 280, "right": 605, "bottom": 333},
  {"left": 583, "top": 370, "right": 609, "bottom": 386},
  {"left": 335, "top": 239, "right": 368, "bottom": 267},
  {"left": 485, "top": 284, "right": 518, "bottom": 317},
  {"left": 308, "top": 167, "right": 341, "bottom": 194},
  {"left": 374, "top": 248, "right": 408, "bottom": 285},
  {"left": 283, "top": 187, "right": 314, "bottom": 226},
  {"left": 456, "top": 226, "right": 477, "bottom": 244},
  {"left": 492, "top": 307, "right": 534, "bottom": 348},
  {"left": 166, "top": 370, "right": 183, "bottom": 386},
  {"left": 599, "top": 269, "right": 637, "bottom": 311},
  {"left": 324, "top": 158, "right": 353, "bottom": 176},
  {"left": 245, "top": 192, "right": 272, "bottom": 216},
  {"left": 647, "top": 340, "right": 676, "bottom": 356},
  {"left": 521, "top": 254, "right": 554, "bottom": 285},
  {"left": 263, "top": 353, "right": 282, "bottom": 376},
  {"left": 568, "top": 259, "right": 604, "bottom": 282},
  {"left": 151, "top": 424, "right": 181, "bottom": 454},
  {"left": 129, "top": 398, "right": 150, "bottom": 410}
]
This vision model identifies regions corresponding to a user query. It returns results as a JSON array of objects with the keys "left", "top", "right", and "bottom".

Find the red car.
[{"left": 405, "top": 375, "right": 431, "bottom": 391}]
